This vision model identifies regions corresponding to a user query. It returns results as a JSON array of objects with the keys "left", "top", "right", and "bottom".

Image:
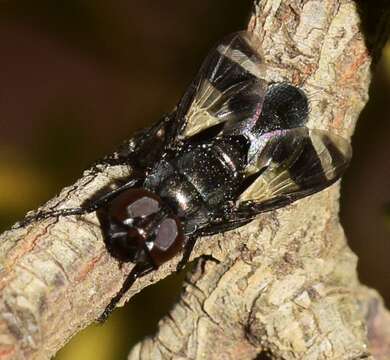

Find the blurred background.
[{"left": 0, "top": 1, "right": 388, "bottom": 359}]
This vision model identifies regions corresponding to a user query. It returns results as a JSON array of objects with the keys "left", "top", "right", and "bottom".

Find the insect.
[{"left": 18, "top": 32, "right": 352, "bottom": 322}]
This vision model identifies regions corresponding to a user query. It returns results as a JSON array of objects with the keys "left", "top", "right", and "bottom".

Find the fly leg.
[
  {"left": 176, "top": 202, "right": 286, "bottom": 270},
  {"left": 176, "top": 217, "right": 253, "bottom": 272},
  {"left": 16, "top": 113, "right": 177, "bottom": 229},
  {"left": 98, "top": 262, "right": 155, "bottom": 323},
  {"left": 176, "top": 235, "right": 197, "bottom": 272},
  {"left": 94, "top": 112, "right": 176, "bottom": 171},
  {"left": 16, "top": 176, "right": 143, "bottom": 229}
]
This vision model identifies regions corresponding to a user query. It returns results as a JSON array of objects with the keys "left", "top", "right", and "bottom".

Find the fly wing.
[
  {"left": 175, "top": 32, "right": 267, "bottom": 141},
  {"left": 237, "top": 128, "right": 352, "bottom": 209}
]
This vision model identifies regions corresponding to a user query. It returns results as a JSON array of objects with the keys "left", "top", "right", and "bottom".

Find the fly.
[{"left": 16, "top": 32, "right": 352, "bottom": 322}]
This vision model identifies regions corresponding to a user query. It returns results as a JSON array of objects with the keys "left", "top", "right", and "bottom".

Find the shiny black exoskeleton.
[{"left": 18, "top": 32, "right": 352, "bottom": 322}]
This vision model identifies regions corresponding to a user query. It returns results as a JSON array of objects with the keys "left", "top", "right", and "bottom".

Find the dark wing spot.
[{"left": 288, "top": 138, "right": 327, "bottom": 188}]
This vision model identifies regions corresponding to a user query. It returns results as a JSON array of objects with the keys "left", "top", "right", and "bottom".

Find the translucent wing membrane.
[
  {"left": 237, "top": 128, "right": 352, "bottom": 207},
  {"left": 176, "top": 32, "right": 267, "bottom": 140}
]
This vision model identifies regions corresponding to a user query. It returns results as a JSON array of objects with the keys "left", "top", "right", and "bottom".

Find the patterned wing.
[
  {"left": 175, "top": 31, "right": 267, "bottom": 141},
  {"left": 237, "top": 128, "right": 352, "bottom": 210}
]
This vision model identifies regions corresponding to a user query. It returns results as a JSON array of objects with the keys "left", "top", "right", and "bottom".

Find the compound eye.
[
  {"left": 155, "top": 218, "right": 179, "bottom": 251},
  {"left": 126, "top": 196, "right": 160, "bottom": 218},
  {"left": 150, "top": 217, "right": 184, "bottom": 265},
  {"left": 109, "top": 188, "right": 161, "bottom": 223}
]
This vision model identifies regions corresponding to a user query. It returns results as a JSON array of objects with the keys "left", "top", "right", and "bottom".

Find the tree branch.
[
  {"left": 0, "top": 1, "right": 389, "bottom": 359},
  {"left": 128, "top": 1, "right": 390, "bottom": 359}
]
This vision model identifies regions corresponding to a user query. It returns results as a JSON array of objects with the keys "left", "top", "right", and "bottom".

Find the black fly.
[{"left": 17, "top": 32, "right": 352, "bottom": 322}]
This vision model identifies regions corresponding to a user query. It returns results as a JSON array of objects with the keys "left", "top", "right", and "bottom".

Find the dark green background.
[{"left": 0, "top": 2, "right": 388, "bottom": 359}]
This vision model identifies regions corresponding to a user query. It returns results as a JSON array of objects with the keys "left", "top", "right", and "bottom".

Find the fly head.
[{"left": 98, "top": 188, "right": 185, "bottom": 267}]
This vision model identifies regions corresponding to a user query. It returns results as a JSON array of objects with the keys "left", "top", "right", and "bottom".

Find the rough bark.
[{"left": 0, "top": 1, "right": 389, "bottom": 359}]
